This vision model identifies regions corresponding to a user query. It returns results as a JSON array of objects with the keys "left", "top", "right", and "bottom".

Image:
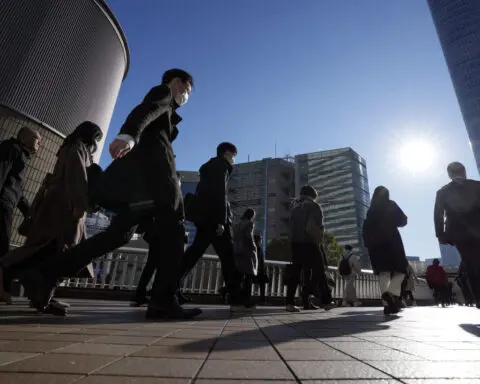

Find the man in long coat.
[
  {"left": 0, "top": 127, "right": 41, "bottom": 258},
  {"left": 434, "top": 161, "right": 480, "bottom": 308},
  {"left": 21, "top": 69, "right": 201, "bottom": 320}
]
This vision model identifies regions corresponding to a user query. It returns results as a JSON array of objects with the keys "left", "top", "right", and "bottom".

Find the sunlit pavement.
[{"left": 0, "top": 299, "right": 479, "bottom": 383}]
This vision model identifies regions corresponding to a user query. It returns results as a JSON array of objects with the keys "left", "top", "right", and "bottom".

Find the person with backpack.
[
  {"left": 0, "top": 122, "right": 102, "bottom": 313},
  {"left": 338, "top": 244, "right": 362, "bottom": 307},
  {"left": 434, "top": 161, "right": 480, "bottom": 309}
]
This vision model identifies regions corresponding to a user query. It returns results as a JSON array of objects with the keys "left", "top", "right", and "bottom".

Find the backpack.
[{"left": 338, "top": 255, "right": 352, "bottom": 276}]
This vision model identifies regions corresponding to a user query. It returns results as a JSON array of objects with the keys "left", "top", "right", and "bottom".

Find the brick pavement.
[{"left": 0, "top": 299, "right": 479, "bottom": 383}]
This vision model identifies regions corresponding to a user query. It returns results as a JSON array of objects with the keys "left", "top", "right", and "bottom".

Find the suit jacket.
[
  {"left": 195, "top": 157, "right": 233, "bottom": 226},
  {"left": 95, "top": 85, "right": 184, "bottom": 220},
  {"left": 434, "top": 179, "right": 480, "bottom": 242}
]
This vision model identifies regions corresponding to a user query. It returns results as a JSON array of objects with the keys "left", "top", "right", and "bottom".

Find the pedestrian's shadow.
[
  {"left": 179, "top": 310, "right": 397, "bottom": 352},
  {"left": 459, "top": 323, "right": 480, "bottom": 337}
]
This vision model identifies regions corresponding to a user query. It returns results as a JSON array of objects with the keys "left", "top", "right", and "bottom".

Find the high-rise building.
[
  {"left": 439, "top": 243, "right": 461, "bottom": 267},
  {"left": 0, "top": 0, "right": 129, "bottom": 247},
  {"left": 295, "top": 148, "right": 370, "bottom": 265},
  {"left": 407, "top": 256, "right": 421, "bottom": 262},
  {"left": 427, "top": 0, "right": 480, "bottom": 172},
  {"left": 229, "top": 158, "right": 295, "bottom": 253}
]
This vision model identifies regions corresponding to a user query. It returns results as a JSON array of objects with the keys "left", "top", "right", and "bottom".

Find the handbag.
[{"left": 184, "top": 192, "right": 202, "bottom": 223}]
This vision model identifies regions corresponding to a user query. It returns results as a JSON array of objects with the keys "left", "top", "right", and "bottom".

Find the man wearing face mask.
[
  {"left": 180, "top": 142, "right": 244, "bottom": 309},
  {"left": 20, "top": 69, "right": 202, "bottom": 319}
]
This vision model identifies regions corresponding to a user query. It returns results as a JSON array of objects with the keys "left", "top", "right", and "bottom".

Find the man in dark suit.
[
  {"left": 21, "top": 69, "right": 201, "bottom": 319},
  {"left": 180, "top": 142, "right": 244, "bottom": 308},
  {"left": 0, "top": 127, "right": 40, "bottom": 258},
  {"left": 434, "top": 161, "right": 480, "bottom": 308}
]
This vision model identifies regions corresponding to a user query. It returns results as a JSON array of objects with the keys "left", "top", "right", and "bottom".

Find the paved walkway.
[{"left": 0, "top": 300, "right": 479, "bottom": 383}]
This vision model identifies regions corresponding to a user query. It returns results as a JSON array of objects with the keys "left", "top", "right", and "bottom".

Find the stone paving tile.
[
  {"left": 368, "top": 361, "right": 480, "bottom": 379},
  {"left": 97, "top": 356, "right": 203, "bottom": 378},
  {"left": 412, "top": 349, "right": 480, "bottom": 361},
  {"left": 132, "top": 345, "right": 210, "bottom": 359},
  {"left": 0, "top": 353, "right": 120, "bottom": 374},
  {"left": 195, "top": 381, "right": 295, "bottom": 384},
  {"left": 76, "top": 377, "right": 189, "bottom": 384},
  {"left": 302, "top": 381, "right": 400, "bottom": 384},
  {"left": 0, "top": 340, "right": 75, "bottom": 353},
  {"left": 0, "top": 352, "right": 38, "bottom": 366},
  {"left": 404, "top": 380, "right": 480, "bottom": 384},
  {"left": 0, "top": 373, "right": 82, "bottom": 384},
  {"left": 53, "top": 343, "right": 143, "bottom": 356},
  {"left": 198, "top": 360, "right": 295, "bottom": 380},
  {"left": 0, "top": 331, "right": 48, "bottom": 340},
  {"left": 279, "top": 348, "right": 353, "bottom": 361},
  {"left": 288, "top": 361, "right": 390, "bottom": 380},
  {"left": 29, "top": 333, "right": 97, "bottom": 342},
  {"left": 87, "top": 335, "right": 160, "bottom": 345},
  {"left": 209, "top": 343, "right": 280, "bottom": 360},
  {"left": 346, "top": 349, "right": 426, "bottom": 361}
]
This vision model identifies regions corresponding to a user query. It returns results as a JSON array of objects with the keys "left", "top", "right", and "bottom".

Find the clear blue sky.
[{"left": 102, "top": 0, "right": 478, "bottom": 261}]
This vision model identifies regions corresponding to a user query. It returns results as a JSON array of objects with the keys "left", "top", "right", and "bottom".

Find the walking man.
[
  {"left": 434, "top": 161, "right": 480, "bottom": 308},
  {"left": 181, "top": 142, "right": 243, "bottom": 308},
  {"left": 21, "top": 69, "right": 201, "bottom": 319},
  {"left": 0, "top": 127, "right": 41, "bottom": 258}
]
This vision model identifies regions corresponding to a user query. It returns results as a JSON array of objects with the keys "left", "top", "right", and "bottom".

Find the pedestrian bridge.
[
  {"left": 56, "top": 246, "right": 435, "bottom": 304},
  {"left": 0, "top": 300, "right": 479, "bottom": 382}
]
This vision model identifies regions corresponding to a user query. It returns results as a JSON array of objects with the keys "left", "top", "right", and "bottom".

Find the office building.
[
  {"left": 295, "top": 148, "right": 370, "bottom": 265},
  {"left": 407, "top": 256, "right": 421, "bottom": 262},
  {"left": 439, "top": 243, "right": 461, "bottom": 267},
  {"left": 229, "top": 158, "right": 295, "bottom": 254},
  {"left": 428, "top": 0, "right": 480, "bottom": 172},
  {"left": 0, "top": 0, "right": 129, "bottom": 247}
]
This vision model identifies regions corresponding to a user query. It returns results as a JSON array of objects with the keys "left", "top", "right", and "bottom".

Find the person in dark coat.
[
  {"left": 0, "top": 122, "right": 102, "bottom": 310},
  {"left": 363, "top": 185, "right": 408, "bottom": 315},
  {"left": 233, "top": 208, "right": 258, "bottom": 307},
  {"left": 253, "top": 233, "right": 268, "bottom": 303},
  {"left": 434, "top": 161, "right": 480, "bottom": 308},
  {"left": 20, "top": 69, "right": 201, "bottom": 320},
  {"left": 131, "top": 172, "right": 187, "bottom": 306},
  {"left": 179, "top": 142, "right": 244, "bottom": 308},
  {"left": 287, "top": 185, "right": 328, "bottom": 312},
  {"left": 0, "top": 127, "right": 41, "bottom": 259}
]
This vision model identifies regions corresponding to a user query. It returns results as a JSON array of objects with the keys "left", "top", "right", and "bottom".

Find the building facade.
[
  {"left": 229, "top": 158, "right": 295, "bottom": 253},
  {"left": 0, "top": 0, "right": 129, "bottom": 247},
  {"left": 295, "top": 148, "right": 370, "bottom": 265},
  {"left": 439, "top": 243, "right": 461, "bottom": 267},
  {"left": 428, "top": 0, "right": 480, "bottom": 173}
]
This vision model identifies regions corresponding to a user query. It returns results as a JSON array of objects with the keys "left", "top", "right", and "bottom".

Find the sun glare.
[{"left": 398, "top": 138, "right": 438, "bottom": 175}]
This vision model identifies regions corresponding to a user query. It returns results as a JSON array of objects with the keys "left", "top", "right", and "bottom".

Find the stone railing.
[{"left": 61, "top": 246, "right": 433, "bottom": 302}]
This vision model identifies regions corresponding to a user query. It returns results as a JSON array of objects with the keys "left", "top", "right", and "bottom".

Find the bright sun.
[{"left": 398, "top": 139, "right": 438, "bottom": 175}]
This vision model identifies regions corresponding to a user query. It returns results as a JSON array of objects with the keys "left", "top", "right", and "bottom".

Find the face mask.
[{"left": 174, "top": 91, "right": 189, "bottom": 107}]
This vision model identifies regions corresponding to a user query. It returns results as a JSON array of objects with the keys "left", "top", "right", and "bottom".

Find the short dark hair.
[
  {"left": 217, "top": 142, "right": 238, "bottom": 157},
  {"left": 345, "top": 245, "right": 353, "bottom": 251},
  {"left": 242, "top": 208, "right": 256, "bottom": 220},
  {"left": 447, "top": 161, "right": 466, "bottom": 179},
  {"left": 300, "top": 185, "right": 318, "bottom": 199},
  {"left": 162, "top": 68, "right": 194, "bottom": 88},
  {"left": 433, "top": 258, "right": 440, "bottom": 265}
]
